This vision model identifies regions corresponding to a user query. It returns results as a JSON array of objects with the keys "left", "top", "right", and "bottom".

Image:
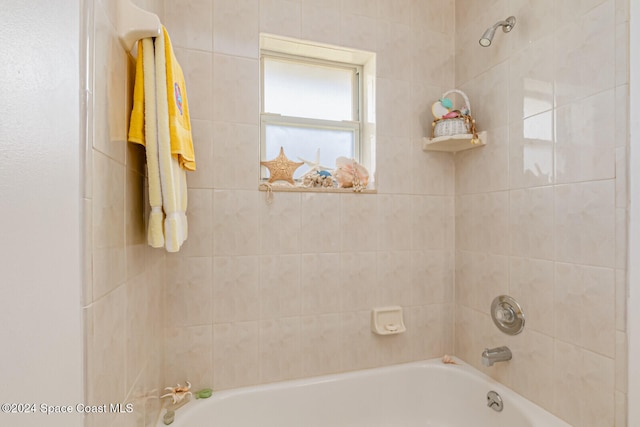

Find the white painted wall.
[
  {"left": 629, "top": 1, "right": 639, "bottom": 425},
  {"left": 0, "top": 1, "right": 84, "bottom": 426}
]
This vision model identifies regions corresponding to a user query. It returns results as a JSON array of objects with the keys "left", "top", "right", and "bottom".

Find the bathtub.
[{"left": 159, "top": 357, "right": 570, "bottom": 427}]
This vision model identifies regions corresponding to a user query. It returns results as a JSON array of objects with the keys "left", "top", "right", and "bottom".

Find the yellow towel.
[
  {"left": 128, "top": 40, "right": 146, "bottom": 147},
  {"left": 162, "top": 27, "right": 196, "bottom": 172},
  {"left": 128, "top": 28, "right": 196, "bottom": 172}
]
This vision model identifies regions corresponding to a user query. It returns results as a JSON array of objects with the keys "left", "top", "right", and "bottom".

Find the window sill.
[{"left": 258, "top": 182, "right": 377, "bottom": 194}]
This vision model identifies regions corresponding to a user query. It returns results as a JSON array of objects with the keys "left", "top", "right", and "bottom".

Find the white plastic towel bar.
[{"left": 117, "top": 0, "right": 162, "bottom": 52}]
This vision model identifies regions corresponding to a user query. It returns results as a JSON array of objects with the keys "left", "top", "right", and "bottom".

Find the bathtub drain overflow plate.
[{"left": 486, "top": 391, "right": 503, "bottom": 412}]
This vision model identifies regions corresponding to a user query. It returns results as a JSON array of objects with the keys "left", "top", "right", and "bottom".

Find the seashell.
[
  {"left": 442, "top": 111, "right": 460, "bottom": 119},
  {"left": 442, "top": 354, "right": 458, "bottom": 365},
  {"left": 334, "top": 157, "right": 369, "bottom": 189}
]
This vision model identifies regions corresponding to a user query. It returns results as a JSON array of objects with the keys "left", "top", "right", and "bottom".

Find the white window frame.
[{"left": 259, "top": 34, "right": 376, "bottom": 187}]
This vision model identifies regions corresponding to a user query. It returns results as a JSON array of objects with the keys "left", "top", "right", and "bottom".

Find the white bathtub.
[{"left": 159, "top": 357, "right": 570, "bottom": 427}]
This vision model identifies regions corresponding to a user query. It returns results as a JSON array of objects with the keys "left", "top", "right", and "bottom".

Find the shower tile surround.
[
  {"left": 84, "top": 1, "right": 167, "bottom": 426},
  {"left": 162, "top": 0, "right": 457, "bottom": 403},
  {"left": 455, "top": 0, "right": 628, "bottom": 426},
  {"left": 84, "top": 0, "right": 628, "bottom": 427}
]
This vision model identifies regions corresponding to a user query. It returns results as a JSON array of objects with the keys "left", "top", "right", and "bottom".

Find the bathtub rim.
[{"left": 155, "top": 356, "right": 570, "bottom": 427}]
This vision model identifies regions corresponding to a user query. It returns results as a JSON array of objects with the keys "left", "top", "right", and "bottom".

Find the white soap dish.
[{"left": 371, "top": 306, "right": 406, "bottom": 335}]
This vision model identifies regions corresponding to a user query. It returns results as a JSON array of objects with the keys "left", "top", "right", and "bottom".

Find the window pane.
[
  {"left": 264, "top": 124, "right": 355, "bottom": 179},
  {"left": 264, "top": 58, "right": 354, "bottom": 121}
]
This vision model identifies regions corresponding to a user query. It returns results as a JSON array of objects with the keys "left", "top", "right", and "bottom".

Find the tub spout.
[{"left": 481, "top": 346, "right": 512, "bottom": 367}]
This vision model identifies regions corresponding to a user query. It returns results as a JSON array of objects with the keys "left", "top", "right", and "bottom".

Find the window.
[{"left": 259, "top": 34, "right": 375, "bottom": 184}]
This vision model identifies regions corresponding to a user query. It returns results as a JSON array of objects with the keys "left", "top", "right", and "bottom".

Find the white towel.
[
  {"left": 141, "top": 37, "right": 165, "bottom": 249},
  {"left": 154, "top": 31, "right": 188, "bottom": 252}
]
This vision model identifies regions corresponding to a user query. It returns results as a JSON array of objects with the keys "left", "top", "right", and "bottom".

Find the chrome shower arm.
[{"left": 479, "top": 16, "right": 516, "bottom": 47}]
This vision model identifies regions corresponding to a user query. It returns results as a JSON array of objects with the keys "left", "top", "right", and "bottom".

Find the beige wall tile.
[
  {"left": 259, "top": 317, "right": 302, "bottom": 382},
  {"left": 411, "top": 250, "right": 453, "bottom": 305},
  {"left": 377, "top": 195, "right": 412, "bottom": 251},
  {"left": 213, "top": 256, "right": 260, "bottom": 323},
  {"left": 411, "top": 196, "right": 447, "bottom": 250},
  {"left": 376, "top": 136, "right": 411, "bottom": 194},
  {"left": 260, "top": 255, "right": 302, "bottom": 319},
  {"left": 213, "top": 321, "right": 260, "bottom": 389},
  {"left": 510, "top": 330, "right": 554, "bottom": 409},
  {"left": 377, "top": 251, "right": 412, "bottom": 307},
  {"left": 260, "top": 0, "right": 301, "bottom": 38},
  {"left": 300, "top": 193, "right": 341, "bottom": 254},
  {"left": 90, "top": 286, "right": 126, "bottom": 419},
  {"left": 213, "top": 122, "right": 260, "bottom": 190},
  {"left": 555, "top": 263, "right": 615, "bottom": 357},
  {"left": 92, "top": 151, "right": 126, "bottom": 299},
  {"left": 339, "top": 311, "right": 378, "bottom": 371},
  {"left": 411, "top": 149, "right": 455, "bottom": 196},
  {"left": 174, "top": 48, "right": 213, "bottom": 122},
  {"left": 508, "top": 115, "right": 554, "bottom": 189},
  {"left": 300, "top": 314, "right": 342, "bottom": 377},
  {"left": 340, "top": 194, "right": 379, "bottom": 252},
  {"left": 188, "top": 119, "right": 214, "bottom": 189},
  {"left": 406, "top": 304, "right": 450, "bottom": 360},
  {"left": 177, "top": 189, "right": 213, "bottom": 256},
  {"left": 509, "top": 0, "right": 556, "bottom": 52},
  {"left": 376, "top": 22, "right": 412, "bottom": 81},
  {"left": 339, "top": 13, "right": 377, "bottom": 51},
  {"left": 554, "top": 181, "right": 616, "bottom": 267},
  {"left": 260, "top": 192, "right": 301, "bottom": 254},
  {"left": 301, "top": 253, "right": 341, "bottom": 315},
  {"left": 93, "top": 1, "right": 127, "bottom": 163},
  {"left": 213, "top": 190, "right": 260, "bottom": 256},
  {"left": 165, "top": 256, "right": 213, "bottom": 327},
  {"left": 213, "top": 0, "right": 259, "bottom": 58},
  {"left": 164, "top": 0, "right": 213, "bottom": 51},
  {"left": 339, "top": 252, "right": 380, "bottom": 311},
  {"left": 164, "top": 325, "right": 213, "bottom": 391},
  {"left": 301, "top": 1, "right": 342, "bottom": 45},
  {"left": 212, "top": 55, "right": 259, "bottom": 124},
  {"left": 509, "top": 186, "right": 554, "bottom": 260},
  {"left": 509, "top": 257, "right": 554, "bottom": 336}
]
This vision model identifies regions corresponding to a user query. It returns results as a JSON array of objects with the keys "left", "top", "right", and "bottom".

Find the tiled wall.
[
  {"left": 83, "top": 1, "right": 166, "bottom": 426},
  {"left": 453, "top": 0, "right": 628, "bottom": 425},
  {"left": 162, "top": 0, "right": 458, "bottom": 392}
]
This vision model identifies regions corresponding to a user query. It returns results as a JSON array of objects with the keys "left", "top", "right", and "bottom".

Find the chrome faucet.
[{"left": 481, "top": 346, "right": 512, "bottom": 367}]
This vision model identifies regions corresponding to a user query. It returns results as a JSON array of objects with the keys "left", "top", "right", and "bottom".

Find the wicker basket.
[{"left": 432, "top": 89, "right": 473, "bottom": 138}]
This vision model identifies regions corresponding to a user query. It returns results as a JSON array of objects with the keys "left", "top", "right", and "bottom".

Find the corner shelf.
[{"left": 422, "top": 131, "right": 486, "bottom": 153}]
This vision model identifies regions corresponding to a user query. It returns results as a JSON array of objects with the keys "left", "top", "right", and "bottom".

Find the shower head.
[{"left": 479, "top": 16, "right": 516, "bottom": 47}]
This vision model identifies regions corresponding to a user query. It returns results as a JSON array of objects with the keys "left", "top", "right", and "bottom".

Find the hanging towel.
[
  {"left": 129, "top": 38, "right": 165, "bottom": 249},
  {"left": 127, "top": 26, "right": 195, "bottom": 252},
  {"left": 162, "top": 26, "right": 196, "bottom": 172},
  {"left": 155, "top": 27, "right": 188, "bottom": 252}
]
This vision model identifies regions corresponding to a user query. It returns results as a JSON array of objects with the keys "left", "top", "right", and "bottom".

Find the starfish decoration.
[
  {"left": 298, "top": 148, "right": 331, "bottom": 179},
  {"left": 260, "top": 147, "right": 304, "bottom": 184}
]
